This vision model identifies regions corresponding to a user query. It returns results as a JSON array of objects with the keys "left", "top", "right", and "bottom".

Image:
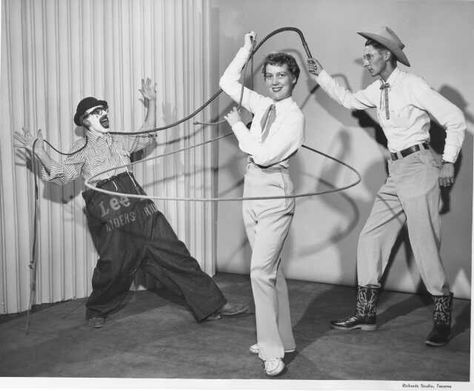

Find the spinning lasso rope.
[
  {"left": 82, "top": 26, "right": 361, "bottom": 200},
  {"left": 85, "top": 134, "right": 360, "bottom": 201}
]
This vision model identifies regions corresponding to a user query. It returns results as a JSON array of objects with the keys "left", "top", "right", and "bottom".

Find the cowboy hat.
[
  {"left": 74, "top": 96, "right": 108, "bottom": 126},
  {"left": 357, "top": 26, "right": 410, "bottom": 67}
]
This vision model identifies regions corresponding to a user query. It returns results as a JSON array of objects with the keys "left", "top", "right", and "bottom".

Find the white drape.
[{"left": 0, "top": 0, "right": 217, "bottom": 314}]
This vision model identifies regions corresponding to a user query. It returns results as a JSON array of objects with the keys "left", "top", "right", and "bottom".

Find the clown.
[{"left": 15, "top": 78, "right": 248, "bottom": 328}]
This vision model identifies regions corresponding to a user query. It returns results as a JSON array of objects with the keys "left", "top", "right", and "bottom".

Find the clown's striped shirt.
[{"left": 40, "top": 131, "right": 154, "bottom": 184}]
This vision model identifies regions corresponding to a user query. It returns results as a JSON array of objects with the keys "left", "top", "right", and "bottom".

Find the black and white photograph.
[{"left": 0, "top": 0, "right": 472, "bottom": 390}]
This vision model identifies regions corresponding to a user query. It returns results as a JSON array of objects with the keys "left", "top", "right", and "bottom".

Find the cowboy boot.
[
  {"left": 425, "top": 292, "right": 453, "bottom": 347},
  {"left": 330, "top": 286, "right": 379, "bottom": 331}
]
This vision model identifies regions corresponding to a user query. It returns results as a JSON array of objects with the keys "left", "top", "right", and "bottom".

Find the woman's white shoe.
[{"left": 264, "top": 358, "right": 285, "bottom": 376}]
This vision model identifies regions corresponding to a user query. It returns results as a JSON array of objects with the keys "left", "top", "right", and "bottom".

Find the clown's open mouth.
[{"left": 100, "top": 116, "right": 109, "bottom": 128}]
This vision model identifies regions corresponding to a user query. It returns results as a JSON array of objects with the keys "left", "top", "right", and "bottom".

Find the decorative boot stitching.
[{"left": 433, "top": 294, "right": 453, "bottom": 326}]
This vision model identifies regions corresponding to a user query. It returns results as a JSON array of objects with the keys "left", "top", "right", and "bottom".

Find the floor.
[{"left": 0, "top": 273, "right": 471, "bottom": 390}]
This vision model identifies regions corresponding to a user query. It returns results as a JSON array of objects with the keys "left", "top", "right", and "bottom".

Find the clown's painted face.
[{"left": 83, "top": 105, "right": 109, "bottom": 133}]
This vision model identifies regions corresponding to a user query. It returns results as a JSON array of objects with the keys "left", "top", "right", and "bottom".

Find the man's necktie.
[
  {"left": 380, "top": 82, "right": 390, "bottom": 120},
  {"left": 260, "top": 104, "right": 276, "bottom": 141}
]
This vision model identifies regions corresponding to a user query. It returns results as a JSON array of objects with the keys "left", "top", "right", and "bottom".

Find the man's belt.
[{"left": 390, "top": 142, "right": 430, "bottom": 161}]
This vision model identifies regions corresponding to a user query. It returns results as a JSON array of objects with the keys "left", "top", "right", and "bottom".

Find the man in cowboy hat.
[
  {"left": 306, "top": 26, "right": 466, "bottom": 346},
  {"left": 15, "top": 78, "right": 247, "bottom": 328}
]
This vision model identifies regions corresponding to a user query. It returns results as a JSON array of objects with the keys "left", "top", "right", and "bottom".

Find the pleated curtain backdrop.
[{"left": 0, "top": 0, "right": 217, "bottom": 314}]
